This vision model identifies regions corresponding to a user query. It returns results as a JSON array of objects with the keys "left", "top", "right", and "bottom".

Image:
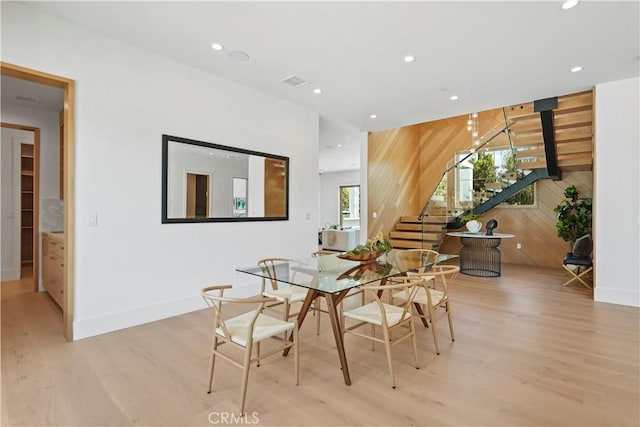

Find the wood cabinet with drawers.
[{"left": 42, "top": 232, "right": 65, "bottom": 309}]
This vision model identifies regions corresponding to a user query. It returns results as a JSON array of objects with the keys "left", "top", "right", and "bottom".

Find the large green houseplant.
[{"left": 553, "top": 185, "right": 592, "bottom": 248}]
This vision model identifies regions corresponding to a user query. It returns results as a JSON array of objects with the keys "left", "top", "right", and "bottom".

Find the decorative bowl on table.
[{"left": 337, "top": 250, "right": 385, "bottom": 263}]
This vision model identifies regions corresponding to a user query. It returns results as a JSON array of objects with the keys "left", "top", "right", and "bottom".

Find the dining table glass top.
[{"left": 236, "top": 250, "right": 458, "bottom": 294}]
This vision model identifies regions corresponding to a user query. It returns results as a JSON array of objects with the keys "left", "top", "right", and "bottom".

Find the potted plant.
[
  {"left": 460, "top": 212, "right": 482, "bottom": 233},
  {"left": 553, "top": 185, "right": 592, "bottom": 248}
]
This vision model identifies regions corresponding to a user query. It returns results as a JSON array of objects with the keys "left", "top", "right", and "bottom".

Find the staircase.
[
  {"left": 505, "top": 91, "right": 593, "bottom": 172},
  {"left": 389, "top": 90, "right": 593, "bottom": 251},
  {"left": 390, "top": 216, "right": 447, "bottom": 250}
]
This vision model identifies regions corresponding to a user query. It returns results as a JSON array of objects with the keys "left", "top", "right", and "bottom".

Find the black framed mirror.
[{"left": 161, "top": 134, "right": 289, "bottom": 223}]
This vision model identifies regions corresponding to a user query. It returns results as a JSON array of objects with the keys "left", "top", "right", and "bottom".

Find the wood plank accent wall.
[
  {"left": 367, "top": 126, "right": 420, "bottom": 237},
  {"left": 367, "top": 109, "right": 506, "bottom": 239},
  {"left": 439, "top": 171, "right": 593, "bottom": 267},
  {"left": 367, "top": 93, "right": 593, "bottom": 267},
  {"left": 264, "top": 158, "right": 286, "bottom": 217},
  {"left": 417, "top": 108, "right": 506, "bottom": 202}
]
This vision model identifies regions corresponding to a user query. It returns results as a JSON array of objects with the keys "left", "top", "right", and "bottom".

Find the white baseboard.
[
  {"left": 594, "top": 287, "right": 640, "bottom": 307},
  {"left": 73, "top": 282, "right": 257, "bottom": 340},
  {"left": 1, "top": 268, "right": 19, "bottom": 281}
]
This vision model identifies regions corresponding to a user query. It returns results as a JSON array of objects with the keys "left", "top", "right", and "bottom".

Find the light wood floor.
[{"left": 2, "top": 264, "right": 638, "bottom": 426}]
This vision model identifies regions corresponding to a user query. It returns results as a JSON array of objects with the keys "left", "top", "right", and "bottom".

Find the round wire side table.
[
  {"left": 460, "top": 236, "right": 502, "bottom": 277},
  {"left": 447, "top": 232, "right": 515, "bottom": 277}
]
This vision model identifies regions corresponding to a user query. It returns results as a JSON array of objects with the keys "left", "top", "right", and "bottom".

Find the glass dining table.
[{"left": 236, "top": 250, "right": 457, "bottom": 386}]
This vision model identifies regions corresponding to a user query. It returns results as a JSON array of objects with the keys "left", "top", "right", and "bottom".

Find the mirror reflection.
[{"left": 162, "top": 135, "right": 288, "bottom": 223}]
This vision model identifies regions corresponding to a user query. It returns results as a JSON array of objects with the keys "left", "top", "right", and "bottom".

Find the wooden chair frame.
[
  {"left": 401, "top": 264, "right": 459, "bottom": 355},
  {"left": 342, "top": 278, "right": 424, "bottom": 388},
  {"left": 201, "top": 285, "right": 299, "bottom": 413},
  {"left": 257, "top": 258, "right": 309, "bottom": 322},
  {"left": 311, "top": 251, "right": 365, "bottom": 335},
  {"left": 405, "top": 248, "right": 441, "bottom": 273},
  {"left": 562, "top": 264, "right": 593, "bottom": 289}
]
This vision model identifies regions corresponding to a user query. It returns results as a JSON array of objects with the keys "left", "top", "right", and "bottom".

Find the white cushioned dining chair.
[
  {"left": 201, "top": 285, "right": 299, "bottom": 413},
  {"left": 393, "top": 264, "right": 459, "bottom": 355},
  {"left": 257, "top": 258, "right": 310, "bottom": 323},
  {"left": 342, "top": 277, "right": 424, "bottom": 388}
]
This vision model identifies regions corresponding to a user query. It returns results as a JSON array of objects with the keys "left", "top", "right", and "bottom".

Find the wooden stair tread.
[
  {"left": 389, "top": 231, "right": 442, "bottom": 240},
  {"left": 390, "top": 240, "right": 438, "bottom": 250},
  {"left": 395, "top": 223, "right": 445, "bottom": 231}
]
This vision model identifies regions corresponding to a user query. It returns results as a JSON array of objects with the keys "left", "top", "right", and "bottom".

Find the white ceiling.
[
  {"left": 1, "top": 75, "right": 64, "bottom": 112},
  {"left": 8, "top": 1, "right": 640, "bottom": 172}
]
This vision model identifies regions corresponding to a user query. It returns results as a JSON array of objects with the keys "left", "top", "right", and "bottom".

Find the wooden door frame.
[
  {"left": 1, "top": 123, "right": 40, "bottom": 292},
  {"left": 1, "top": 62, "right": 75, "bottom": 341}
]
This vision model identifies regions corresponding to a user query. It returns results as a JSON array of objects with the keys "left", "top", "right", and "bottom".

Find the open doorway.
[
  {"left": 1, "top": 125, "right": 39, "bottom": 295},
  {"left": 0, "top": 123, "right": 40, "bottom": 299},
  {"left": 1, "top": 62, "right": 75, "bottom": 341},
  {"left": 186, "top": 172, "right": 210, "bottom": 218}
]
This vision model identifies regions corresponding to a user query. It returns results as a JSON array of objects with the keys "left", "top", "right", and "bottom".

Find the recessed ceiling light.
[
  {"left": 336, "top": 144, "right": 342, "bottom": 148},
  {"left": 570, "top": 66, "right": 583, "bottom": 73},
  {"left": 370, "top": 114, "right": 377, "bottom": 119},
  {"left": 450, "top": 95, "right": 459, "bottom": 101},
  {"left": 404, "top": 55, "right": 415, "bottom": 63},
  {"left": 313, "top": 88, "right": 322, "bottom": 94},
  {"left": 561, "top": 0, "right": 578, "bottom": 10},
  {"left": 211, "top": 43, "right": 224, "bottom": 51}
]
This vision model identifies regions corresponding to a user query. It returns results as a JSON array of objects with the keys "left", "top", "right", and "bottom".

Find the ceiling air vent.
[
  {"left": 16, "top": 95, "right": 39, "bottom": 103},
  {"left": 281, "top": 75, "right": 308, "bottom": 88}
]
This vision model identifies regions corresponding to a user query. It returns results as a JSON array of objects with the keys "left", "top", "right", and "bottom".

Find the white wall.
[
  {"left": 594, "top": 76, "right": 640, "bottom": 307},
  {"left": 319, "top": 169, "right": 360, "bottom": 228},
  {"left": 2, "top": 2, "right": 320, "bottom": 339},
  {"left": 166, "top": 142, "right": 248, "bottom": 218}
]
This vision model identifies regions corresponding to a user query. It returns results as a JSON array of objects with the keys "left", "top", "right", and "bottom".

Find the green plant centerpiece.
[
  {"left": 459, "top": 212, "right": 479, "bottom": 222},
  {"left": 553, "top": 185, "right": 592, "bottom": 248},
  {"left": 345, "top": 232, "right": 392, "bottom": 256}
]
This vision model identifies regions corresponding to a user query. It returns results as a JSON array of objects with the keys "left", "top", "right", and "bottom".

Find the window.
[
  {"left": 460, "top": 148, "right": 536, "bottom": 207},
  {"left": 339, "top": 185, "right": 360, "bottom": 228}
]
